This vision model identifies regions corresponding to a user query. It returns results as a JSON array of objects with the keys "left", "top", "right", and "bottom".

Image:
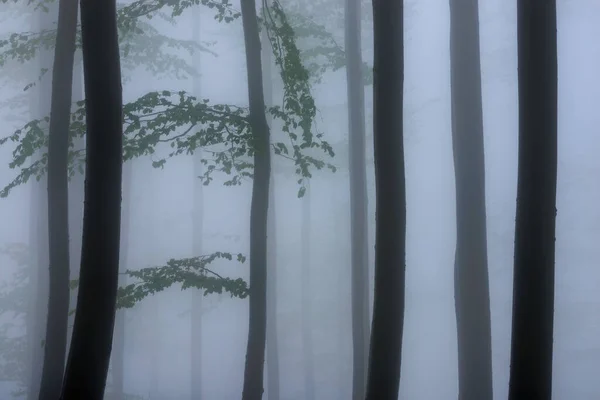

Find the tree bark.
[
  {"left": 365, "top": 0, "right": 406, "bottom": 398},
  {"left": 448, "top": 1, "right": 494, "bottom": 399},
  {"left": 300, "top": 186, "right": 315, "bottom": 400},
  {"left": 38, "top": 0, "right": 78, "bottom": 396},
  {"left": 344, "top": 0, "right": 370, "bottom": 397},
  {"left": 240, "top": 0, "right": 271, "bottom": 397},
  {"left": 262, "top": 19, "right": 280, "bottom": 400},
  {"left": 190, "top": 6, "right": 204, "bottom": 399},
  {"left": 60, "top": 0, "right": 123, "bottom": 396},
  {"left": 508, "top": 2, "right": 557, "bottom": 399}
]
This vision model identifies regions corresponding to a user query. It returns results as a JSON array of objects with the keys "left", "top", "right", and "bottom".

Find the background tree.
[
  {"left": 366, "top": 0, "right": 406, "bottom": 398},
  {"left": 449, "top": 0, "right": 494, "bottom": 398},
  {"left": 60, "top": 0, "right": 123, "bottom": 396},
  {"left": 509, "top": 1, "right": 558, "bottom": 399}
]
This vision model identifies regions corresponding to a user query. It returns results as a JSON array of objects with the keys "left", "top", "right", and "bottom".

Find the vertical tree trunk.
[
  {"left": 448, "top": 1, "right": 494, "bottom": 399},
  {"left": 508, "top": 2, "right": 557, "bottom": 399},
  {"left": 26, "top": 6, "right": 57, "bottom": 399},
  {"left": 38, "top": 0, "right": 78, "bottom": 396},
  {"left": 240, "top": 0, "right": 271, "bottom": 397},
  {"left": 111, "top": 160, "right": 132, "bottom": 399},
  {"left": 60, "top": 0, "right": 123, "bottom": 396},
  {"left": 300, "top": 186, "right": 315, "bottom": 400},
  {"left": 344, "top": 0, "right": 370, "bottom": 397},
  {"left": 365, "top": 0, "right": 406, "bottom": 398},
  {"left": 262, "top": 19, "right": 280, "bottom": 400},
  {"left": 190, "top": 6, "right": 204, "bottom": 399}
]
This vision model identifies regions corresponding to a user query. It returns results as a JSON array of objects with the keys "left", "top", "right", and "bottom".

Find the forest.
[{"left": 0, "top": 0, "right": 594, "bottom": 399}]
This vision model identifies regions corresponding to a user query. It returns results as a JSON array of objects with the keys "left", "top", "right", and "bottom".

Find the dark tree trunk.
[
  {"left": 508, "top": 2, "right": 557, "bottom": 399},
  {"left": 240, "top": 0, "right": 271, "bottom": 397},
  {"left": 38, "top": 0, "right": 78, "bottom": 396},
  {"left": 448, "top": 1, "right": 494, "bottom": 399},
  {"left": 190, "top": 6, "right": 204, "bottom": 399},
  {"left": 300, "top": 187, "right": 315, "bottom": 400},
  {"left": 60, "top": 0, "right": 123, "bottom": 396},
  {"left": 262, "top": 22, "right": 280, "bottom": 400},
  {"left": 110, "top": 160, "right": 132, "bottom": 399},
  {"left": 344, "top": 0, "right": 370, "bottom": 397},
  {"left": 365, "top": 0, "right": 406, "bottom": 398}
]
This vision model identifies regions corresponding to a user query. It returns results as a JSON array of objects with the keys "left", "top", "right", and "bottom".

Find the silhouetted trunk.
[
  {"left": 508, "top": 2, "right": 557, "bottom": 399},
  {"left": 262, "top": 21, "right": 280, "bottom": 400},
  {"left": 240, "top": 0, "right": 271, "bottom": 397},
  {"left": 365, "top": 0, "right": 406, "bottom": 398},
  {"left": 190, "top": 7, "right": 204, "bottom": 399},
  {"left": 38, "top": 0, "right": 78, "bottom": 396},
  {"left": 110, "top": 160, "right": 132, "bottom": 399},
  {"left": 60, "top": 0, "right": 123, "bottom": 396},
  {"left": 300, "top": 186, "right": 315, "bottom": 400},
  {"left": 448, "top": 1, "right": 494, "bottom": 399},
  {"left": 344, "top": 0, "right": 370, "bottom": 397}
]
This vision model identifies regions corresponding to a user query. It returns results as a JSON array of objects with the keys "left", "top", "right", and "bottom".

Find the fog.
[{"left": 0, "top": 0, "right": 598, "bottom": 399}]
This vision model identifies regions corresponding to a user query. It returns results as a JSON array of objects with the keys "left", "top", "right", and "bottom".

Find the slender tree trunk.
[
  {"left": 508, "top": 2, "right": 557, "bottom": 399},
  {"left": 448, "top": 1, "right": 494, "bottom": 399},
  {"left": 262, "top": 20, "right": 280, "bottom": 400},
  {"left": 60, "top": 0, "right": 123, "bottom": 396},
  {"left": 300, "top": 186, "right": 315, "bottom": 400},
  {"left": 26, "top": 6, "right": 56, "bottom": 399},
  {"left": 344, "top": 0, "right": 370, "bottom": 397},
  {"left": 240, "top": 0, "right": 271, "bottom": 397},
  {"left": 111, "top": 161, "right": 132, "bottom": 399},
  {"left": 38, "top": 0, "right": 78, "bottom": 396},
  {"left": 365, "top": 0, "right": 406, "bottom": 398}
]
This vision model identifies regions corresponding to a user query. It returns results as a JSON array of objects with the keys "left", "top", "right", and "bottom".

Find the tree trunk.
[
  {"left": 508, "top": 2, "right": 557, "bottom": 399},
  {"left": 448, "top": 1, "right": 494, "bottom": 399},
  {"left": 240, "top": 0, "right": 271, "bottom": 397},
  {"left": 344, "top": 0, "right": 370, "bottom": 397},
  {"left": 300, "top": 186, "right": 315, "bottom": 400},
  {"left": 110, "top": 160, "right": 132, "bottom": 399},
  {"left": 38, "top": 0, "right": 78, "bottom": 396},
  {"left": 60, "top": 0, "right": 123, "bottom": 396},
  {"left": 190, "top": 6, "right": 204, "bottom": 399},
  {"left": 262, "top": 20, "right": 280, "bottom": 400},
  {"left": 365, "top": 0, "right": 406, "bottom": 398}
]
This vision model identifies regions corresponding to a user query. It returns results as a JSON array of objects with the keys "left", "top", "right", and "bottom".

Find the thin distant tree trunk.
[
  {"left": 365, "top": 0, "right": 406, "bottom": 398},
  {"left": 300, "top": 186, "right": 315, "bottom": 400},
  {"left": 111, "top": 160, "right": 132, "bottom": 399},
  {"left": 262, "top": 19, "right": 280, "bottom": 400},
  {"left": 60, "top": 0, "right": 123, "bottom": 396},
  {"left": 190, "top": 6, "right": 204, "bottom": 399},
  {"left": 508, "top": 2, "right": 557, "bottom": 399},
  {"left": 240, "top": 0, "right": 271, "bottom": 397},
  {"left": 26, "top": 6, "right": 56, "bottom": 400},
  {"left": 448, "top": 1, "right": 494, "bottom": 399},
  {"left": 38, "top": 0, "right": 78, "bottom": 396},
  {"left": 344, "top": 0, "right": 370, "bottom": 397}
]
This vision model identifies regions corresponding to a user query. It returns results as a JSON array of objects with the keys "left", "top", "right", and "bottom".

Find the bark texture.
[
  {"left": 509, "top": 2, "right": 558, "bottom": 399},
  {"left": 60, "top": 0, "right": 123, "bottom": 396},
  {"left": 449, "top": 1, "right": 494, "bottom": 399},
  {"left": 365, "top": 0, "right": 406, "bottom": 398}
]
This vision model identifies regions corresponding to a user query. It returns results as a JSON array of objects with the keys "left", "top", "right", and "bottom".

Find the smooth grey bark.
[
  {"left": 508, "top": 2, "right": 557, "bottom": 399},
  {"left": 26, "top": 7, "right": 56, "bottom": 400},
  {"left": 365, "top": 0, "right": 406, "bottom": 398},
  {"left": 262, "top": 20, "right": 280, "bottom": 400},
  {"left": 38, "top": 0, "right": 78, "bottom": 396},
  {"left": 60, "top": 0, "right": 123, "bottom": 396},
  {"left": 240, "top": 0, "right": 271, "bottom": 397},
  {"left": 449, "top": 1, "right": 494, "bottom": 399},
  {"left": 344, "top": 0, "right": 370, "bottom": 397},
  {"left": 110, "top": 160, "right": 132, "bottom": 399},
  {"left": 190, "top": 6, "right": 204, "bottom": 399},
  {"left": 300, "top": 186, "right": 315, "bottom": 400}
]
